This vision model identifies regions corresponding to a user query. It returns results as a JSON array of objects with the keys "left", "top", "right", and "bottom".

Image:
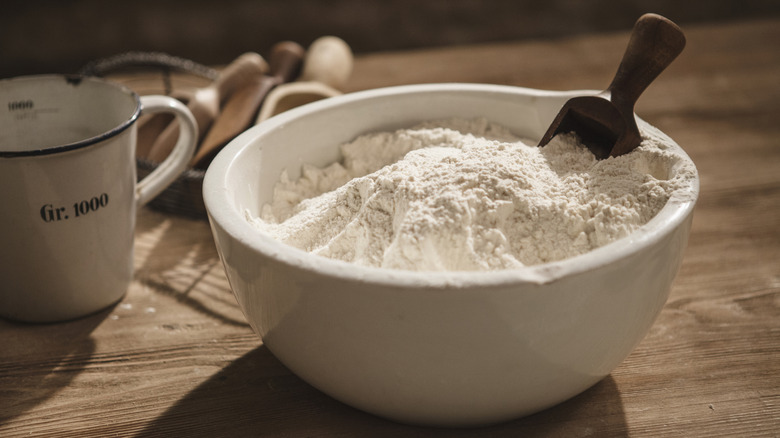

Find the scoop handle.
[
  {"left": 607, "top": 13, "right": 686, "bottom": 108},
  {"left": 269, "top": 41, "right": 305, "bottom": 83}
]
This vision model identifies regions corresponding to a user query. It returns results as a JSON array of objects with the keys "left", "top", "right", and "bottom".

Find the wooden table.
[{"left": 2, "top": 18, "right": 778, "bottom": 437}]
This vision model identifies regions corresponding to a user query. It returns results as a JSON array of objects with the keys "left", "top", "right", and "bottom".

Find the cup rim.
[
  {"left": 204, "top": 83, "right": 700, "bottom": 288},
  {"left": 0, "top": 74, "right": 141, "bottom": 158}
]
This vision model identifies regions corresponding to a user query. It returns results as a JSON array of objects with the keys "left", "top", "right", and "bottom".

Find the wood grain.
[{"left": 1, "top": 18, "right": 779, "bottom": 437}]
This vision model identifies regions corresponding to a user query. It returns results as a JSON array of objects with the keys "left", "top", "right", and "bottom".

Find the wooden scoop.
[
  {"left": 538, "top": 13, "right": 686, "bottom": 159},
  {"left": 189, "top": 41, "right": 305, "bottom": 168},
  {"left": 255, "top": 36, "right": 353, "bottom": 124},
  {"left": 145, "top": 52, "right": 268, "bottom": 162}
]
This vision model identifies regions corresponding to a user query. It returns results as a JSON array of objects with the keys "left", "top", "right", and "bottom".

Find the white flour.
[{"left": 249, "top": 118, "right": 695, "bottom": 271}]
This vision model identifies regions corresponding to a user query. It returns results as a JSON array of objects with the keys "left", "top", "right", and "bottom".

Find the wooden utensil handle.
[
  {"left": 607, "top": 13, "right": 686, "bottom": 108},
  {"left": 269, "top": 41, "right": 305, "bottom": 83},
  {"left": 215, "top": 52, "right": 268, "bottom": 104}
]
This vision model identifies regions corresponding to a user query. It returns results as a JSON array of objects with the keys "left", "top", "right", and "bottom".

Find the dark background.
[{"left": 3, "top": 0, "right": 779, "bottom": 78}]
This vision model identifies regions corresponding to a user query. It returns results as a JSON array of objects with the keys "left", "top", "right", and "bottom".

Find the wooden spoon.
[
  {"left": 190, "top": 41, "right": 305, "bottom": 168},
  {"left": 255, "top": 36, "right": 353, "bottom": 124},
  {"left": 145, "top": 52, "right": 268, "bottom": 162},
  {"left": 538, "top": 13, "right": 686, "bottom": 159}
]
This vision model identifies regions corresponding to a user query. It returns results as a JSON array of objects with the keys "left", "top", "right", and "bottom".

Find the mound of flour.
[{"left": 248, "top": 118, "right": 695, "bottom": 271}]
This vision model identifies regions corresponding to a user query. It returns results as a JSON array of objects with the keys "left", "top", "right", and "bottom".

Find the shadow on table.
[
  {"left": 0, "top": 307, "right": 110, "bottom": 424},
  {"left": 136, "top": 346, "right": 628, "bottom": 437},
  {"left": 134, "top": 208, "right": 218, "bottom": 283},
  {"left": 133, "top": 209, "right": 249, "bottom": 328}
]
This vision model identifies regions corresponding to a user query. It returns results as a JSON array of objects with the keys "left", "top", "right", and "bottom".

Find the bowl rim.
[{"left": 203, "top": 83, "right": 699, "bottom": 288}]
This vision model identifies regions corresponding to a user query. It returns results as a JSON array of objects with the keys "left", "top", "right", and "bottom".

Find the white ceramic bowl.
[{"left": 203, "top": 83, "right": 699, "bottom": 427}]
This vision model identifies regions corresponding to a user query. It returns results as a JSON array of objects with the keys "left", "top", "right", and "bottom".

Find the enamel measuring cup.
[{"left": 0, "top": 75, "right": 197, "bottom": 322}]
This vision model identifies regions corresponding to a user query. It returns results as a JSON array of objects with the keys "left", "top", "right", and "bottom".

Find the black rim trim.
[{"left": 0, "top": 75, "right": 142, "bottom": 158}]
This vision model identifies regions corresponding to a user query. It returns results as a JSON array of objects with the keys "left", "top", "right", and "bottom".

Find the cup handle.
[{"left": 135, "top": 95, "right": 198, "bottom": 207}]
